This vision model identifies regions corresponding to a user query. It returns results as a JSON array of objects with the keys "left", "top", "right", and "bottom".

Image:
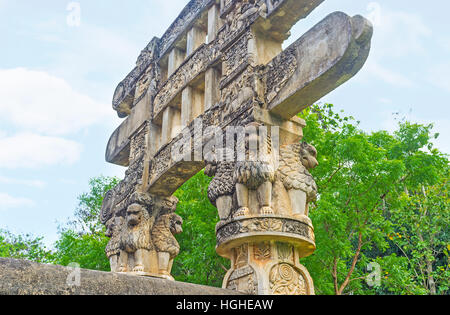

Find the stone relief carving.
[
  {"left": 158, "top": 0, "right": 210, "bottom": 58},
  {"left": 151, "top": 196, "right": 183, "bottom": 279},
  {"left": 216, "top": 216, "right": 314, "bottom": 246},
  {"left": 234, "top": 122, "right": 276, "bottom": 217},
  {"left": 226, "top": 265, "right": 258, "bottom": 295},
  {"left": 204, "top": 153, "right": 235, "bottom": 222},
  {"left": 264, "top": 45, "right": 297, "bottom": 104},
  {"left": 254, "top": 242, "right": 271, "bottom": 261},
  {"left": 153, "top": 43, "right": 219, "bottom": 116},
  {"left": 276, "top": 242, "right": 293, "bottom": 262},
  {"left": 276, "top": 142, "right": 318, "bottom": 217},
  {"left": 235, "top": 244, "right": 248, "bottom": 268},
  {"left": 113, "top": 38, "right": 160, "bottom": 117},
  {"left": 269, "top": 263, "right": 308, "bottom": 295}
]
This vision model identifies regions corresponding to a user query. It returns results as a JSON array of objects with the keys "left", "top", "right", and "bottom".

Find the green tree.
[
  {"left": 172, "top": 172, "right": 230, "bottom": 287},
  {"left": 300, "top": 104, "right": 448, "bottom": 295},
  {"left": 51, "top": 175, "right": 119, "bottom": 271},
  {"left": 386, "top": 168, "right": 449, "bottom": 294},
  {"left": 0, "top": 230, "right": 52, "bottom": 263}
]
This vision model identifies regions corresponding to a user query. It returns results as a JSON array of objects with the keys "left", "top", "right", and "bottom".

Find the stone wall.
[{"left": 0, "top": 258, "right": 241, "bottom": 295}]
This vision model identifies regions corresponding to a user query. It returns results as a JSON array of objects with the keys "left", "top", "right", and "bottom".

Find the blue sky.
[{"left": 0, "top": 0, "right": 449, "bottom": 246}]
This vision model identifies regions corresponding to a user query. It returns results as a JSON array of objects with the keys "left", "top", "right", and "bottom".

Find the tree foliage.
[
  {"left": 172, "top": 172, "right": 230, "bottom": 287},
  {"left": 300, "top": 104, "right": 449, "bottom": 295},
  {"left": 0, "top": 230, "right": 52, "bottom": 263},
  {"left": 51, "top": 175, "right": 119, "bottom": 270}
]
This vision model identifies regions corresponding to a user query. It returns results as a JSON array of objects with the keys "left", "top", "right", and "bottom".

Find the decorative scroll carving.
[
  {"left": 269, "top": 263, "right": 308, "bottom": 295},
  {"left": 216, "top": 216, "right": 314, "bottom": 248}
]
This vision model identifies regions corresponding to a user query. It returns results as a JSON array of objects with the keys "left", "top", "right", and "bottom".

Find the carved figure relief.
[
  {"left": 276, "top": 142, "right": 318, "bottom": 217},
  {"left": 234, "top": 122, "right": 276, "bottom": 217}
]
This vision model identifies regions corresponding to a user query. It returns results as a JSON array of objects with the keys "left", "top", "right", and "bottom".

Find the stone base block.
[{"left": 0, "top": 258, "right": 241, "bottom": 295}]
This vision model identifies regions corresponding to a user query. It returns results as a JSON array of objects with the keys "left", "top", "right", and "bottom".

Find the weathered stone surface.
[
  {"left": 106, "top": 93, "right": 152, "bottom": 166},
  {"left": 266, "top": 12, "right": 373, "bottom": 119},
  {"left": 0, "top": 258, "right": 241, "bottom": 295}
]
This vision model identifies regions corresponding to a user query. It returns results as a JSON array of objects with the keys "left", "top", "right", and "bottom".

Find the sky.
[{"left": 0, "top": 0, "right": 449, "bottom": 246}]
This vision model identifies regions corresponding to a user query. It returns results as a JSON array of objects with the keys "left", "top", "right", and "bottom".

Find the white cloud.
[
  {"left": 427, "top": 63, "right": 450, "bottom": 93},
  {"left": 439, "top": 38, "right": 450, "bottom": 52},
  {"left": 365, "top": 60, "right": 413, "bottom": 87},
  {"left": 0, "top": 68, "right": 112, "bottom": 136},
  {"left": 369, "top": 4, "right": 432, "bottom": 58},
  {"left": 0, "top": 176, "right": 46, "bottom": 188},
  {"left": 0, "top": 133, "right": 82, "bottom": 169},
  {"left": 379, "top": 98, "right": 393, "bottom": 105},
  {"left": 0, "top": 192, "right": 35, "bottom": 209}
]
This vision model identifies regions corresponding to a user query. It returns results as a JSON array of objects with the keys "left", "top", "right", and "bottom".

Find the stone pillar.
[
  {"left": 207, "top": 4, "right": 221, "bottom": 44},
  {"left": 181, "top": 86, "right": 204, "bottom": 128},
  {"left": 168, "top": 47, "right": 185, "bottom": 77},
  {"left": 205, "top": 67, "right": 221, "bottom": 110},
  {"left": 217, "top": 216, "right": 316, "bottom": 295},
  {"left": 186, "top": 26, "right": 206, "bottom": 56},
  {"left": 148, "top": 122, "right": 162, "bottom": 157},
  {"left": 161, "top": 106, "right": 181, "bottom": 145},
  {"left": 208, "top": 121, "right": 319, "bottom": 295}
]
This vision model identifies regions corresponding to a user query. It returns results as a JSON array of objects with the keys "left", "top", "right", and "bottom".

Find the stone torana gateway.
[{"left": 101, "top": 0, "right": 373, "bottom": 295}]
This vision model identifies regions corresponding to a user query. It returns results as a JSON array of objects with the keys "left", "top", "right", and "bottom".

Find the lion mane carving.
[
  {"left": 118, "top": 193, "right": 155, "bottom": 273},
  {"left": 205, "top": 148, "right": 235, "bottom": 222},
  {"left": 105, "top": 215, "right": 124, "bottom": 272},
  {"left": 151, "top": 196, "right": 183, "bottom": 279},
  {"left": 234, "top": 122, "right": 276, "bottom": 216},
  {"left": 276, "top": 142, "right": 318, "bottom": 217}
]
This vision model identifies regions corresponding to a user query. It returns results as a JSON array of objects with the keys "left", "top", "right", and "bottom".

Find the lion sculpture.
[
  {"left": 118, "top": 201, "right": 154, "bottom": 273},
  {"left": 234, "top": 122, "right": 276, "bottom": 216},
  {"left": 205, "top": 148, "right": 235, "bottom": 222},
  {"left": 276, "top": 142, "right": 319, "bottom": 217},
  {"left": 151, "top": 196, "right": 183, "bottom": 280},
  {"left": 105, "top": 215, "right": 124, "bottom": 272}
]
